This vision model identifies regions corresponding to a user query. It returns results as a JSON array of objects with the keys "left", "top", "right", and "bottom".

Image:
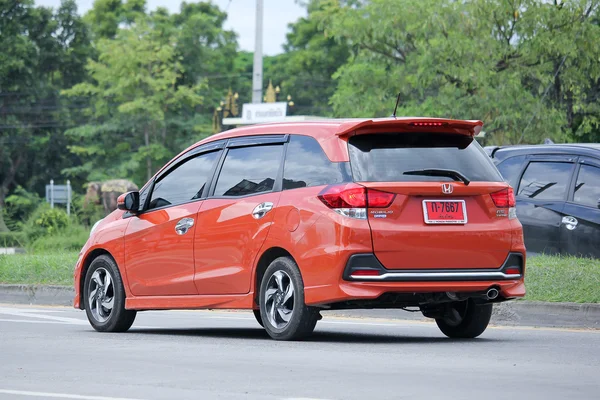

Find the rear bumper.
[
  {"left": 343, "top": 252, "right": 524, "bottom": 282},
  {"left": 303, "top": 252, "right": 526, "bottom": 306}
]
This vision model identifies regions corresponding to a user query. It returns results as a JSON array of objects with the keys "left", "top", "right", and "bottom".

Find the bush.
[
  {"left": 23, "top": 204, "right": 70, "bottom": 241},
  {"left": 3, "top": 186, "right": 42, "bottom": 231},
  {"left": 0, "top": 232, "right": 28, "bottom": 247}
]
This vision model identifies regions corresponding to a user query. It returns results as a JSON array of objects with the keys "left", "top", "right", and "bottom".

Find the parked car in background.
[{"left": 489, "top": 144, "right": 600, "bottom": 258}]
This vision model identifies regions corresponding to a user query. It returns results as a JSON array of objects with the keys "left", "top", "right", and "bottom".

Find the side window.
[
  {"left": 148, "top": 150, "right": 220, "bottom": 210},
  {"left": 517, "top": 162, "right": 573, "bottom": 201},
  {"left": 496, "top": 155, "right": 526, "bottom": 186},
  {"left": 573, "top": 164, "right": 600, "bottom": 208},
  {"left": 283, "top": 135, "right": 350, "bottom": 190},
  {"left": 213, "top": 145, "right": 284, "bottom": 197}
]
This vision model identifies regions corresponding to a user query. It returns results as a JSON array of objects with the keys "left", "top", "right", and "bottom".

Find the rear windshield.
[{"left": 348, "top": 133, "right": 503, "bottom": 182}]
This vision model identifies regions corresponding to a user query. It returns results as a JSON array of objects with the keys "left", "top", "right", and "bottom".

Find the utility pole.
[{"left": 252, "top": 0, "right": 264, "bottom": 103}]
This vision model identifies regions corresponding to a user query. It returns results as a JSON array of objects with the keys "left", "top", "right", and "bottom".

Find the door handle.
[
  {"left": 175, "top": 218, "right": 195, "bottom": 235},
  {"left": 252, "top": 202, "right": 274, "bottom": 219},
  {"left": 561, "top": 216, "right": 578, "bottom": 231}
]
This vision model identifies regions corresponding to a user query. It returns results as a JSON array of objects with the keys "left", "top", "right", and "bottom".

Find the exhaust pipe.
[{"left": 486, "top": 287, "right": 499, "bottom": 300}]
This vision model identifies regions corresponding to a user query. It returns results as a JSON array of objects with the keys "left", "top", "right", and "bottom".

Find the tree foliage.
[
  {"left": 63, "top": 18, "right": 204, "bottom": 184},
  {"left": 318, "top": 0, "right": 600, "bottom": 144}
]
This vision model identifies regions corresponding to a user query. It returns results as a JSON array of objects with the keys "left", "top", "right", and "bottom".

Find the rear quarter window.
[
  {"left": 283, "top": 135, "right": 351, "bottom": 190},
  {"left": 348, "top": 133, "right": 503, "bottom": 182}
]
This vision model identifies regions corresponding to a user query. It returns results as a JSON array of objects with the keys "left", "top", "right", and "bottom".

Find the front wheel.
[
  {"left": 435, "top": 300, "right": 492, "bottom": 339},
  {"left": 259, "top": 257, "right": 319, "bottom": 341},
  {"left": 83, "top": 255, "right": 136, "bottom": 332}
]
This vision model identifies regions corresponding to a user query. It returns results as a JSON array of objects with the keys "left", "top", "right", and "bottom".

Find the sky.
[{"left": 35, "top": 0, "right": 307, "bottom": 55}]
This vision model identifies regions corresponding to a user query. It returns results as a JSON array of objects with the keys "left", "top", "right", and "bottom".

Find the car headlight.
[{"left": 90, "top": 219, "right": 103, "bottom": 237}]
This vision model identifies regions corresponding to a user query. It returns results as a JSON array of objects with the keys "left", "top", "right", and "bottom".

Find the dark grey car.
[{"left": 489, "top": 144, "right": 600, "bottom": 258}]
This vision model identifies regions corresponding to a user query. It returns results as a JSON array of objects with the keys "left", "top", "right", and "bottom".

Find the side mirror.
[{"left": 117, "top": 191, "right": 140, "bottom": 212}]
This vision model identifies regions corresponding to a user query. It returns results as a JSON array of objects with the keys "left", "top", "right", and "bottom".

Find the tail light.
[
  {"left": 318, "top": 183, "right": 395, "bottom": 219},
  {"left": 490, "top": 187, "right": 517, "bottom": 219}
]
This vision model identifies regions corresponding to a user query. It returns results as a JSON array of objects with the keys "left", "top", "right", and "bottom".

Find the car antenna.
[{"left": 391, "top": 92, "right": 401, "bottom": 118}]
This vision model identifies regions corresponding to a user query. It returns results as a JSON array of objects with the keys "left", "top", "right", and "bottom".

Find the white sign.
[{"left": 241, "top": 102, "right": 288, "bottom": 124}]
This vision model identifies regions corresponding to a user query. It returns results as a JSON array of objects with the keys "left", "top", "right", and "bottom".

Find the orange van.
[{"left": 74, "top": 118, "right": 526, "bottom": 340}]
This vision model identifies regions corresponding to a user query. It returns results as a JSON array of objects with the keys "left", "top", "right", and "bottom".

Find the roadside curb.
[
  {"left": 0, "top": 284, "right": 75, "bottom": 307},
  {"left": 1, "top": 284, "right": 598, "bottom": 329}
]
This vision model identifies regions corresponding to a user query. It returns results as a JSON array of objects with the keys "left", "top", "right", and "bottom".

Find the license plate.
[{"left": 422, "top": 200, "right": 467, "bottom": 224}]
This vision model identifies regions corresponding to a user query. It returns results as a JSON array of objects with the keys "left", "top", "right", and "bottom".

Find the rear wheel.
[
  {"left": 259, "top": 257, "right": 319, "bottom": 341},
  {"left": 435, "top": 300, "right": 492, "bottom": 339},
  {"left": 83, "top": 255, "right": 136, "bottom": 332}
]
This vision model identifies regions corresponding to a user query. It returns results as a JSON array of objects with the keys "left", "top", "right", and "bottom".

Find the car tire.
[
  {"left": 259, "top": 256, "right": 319, "bottom": 341},
  {"left": 252, "top": 309, "right": 264, "bottom": 327},
  {"left": 83, "top": 255, "right": 136, "bottom": 332},
  {"left": 435, "top": 300, "right": 492, "bottom": 339}
]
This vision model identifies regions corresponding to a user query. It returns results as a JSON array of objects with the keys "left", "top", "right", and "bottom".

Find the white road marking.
[
  {"left": 0, "top": 318, "right": 73, "bottom": 325},
  {"left": 0, "top": 307, "right": 88, "bottom": 325},
  {"left": 283, "top": 398, "right": 333, "bottom": 400},
  {"left": 0, "top": 389, "right": 145, "bottom": 400}
]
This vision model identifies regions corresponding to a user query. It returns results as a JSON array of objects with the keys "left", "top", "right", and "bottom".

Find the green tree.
[
  {"left": 277, "top": 0, "right": 351, "bottom": 116},
  {"left": 84, "top": 0, "right": 146, "bottom": 39},
  {"left": 0, "top": 0, "right": 91, "bottom": 231},
  {"left": 63, "top": 18, "right": 204, "bottom": 185},
  {"left": 318, "top": 0, "right": 600, "bottom": 144}
]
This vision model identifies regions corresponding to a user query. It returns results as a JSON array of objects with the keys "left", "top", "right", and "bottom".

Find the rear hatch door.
[{"left": 348, "top": 130, "right": 513, "bottom": 270}]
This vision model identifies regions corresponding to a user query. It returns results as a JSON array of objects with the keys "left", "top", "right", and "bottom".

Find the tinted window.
[
  {"left": 517, "top": 162, "right": 573, "bottom": 201},
  {"left": 214, "top": 145, "right": 283, "bottom": 197},
  {"left": 574, "top": 164, "right": 600, "bottom": 208},
  {"left": 348, "top": 133, "right": 502, "bottom": 182},
  {"left": 283, "top": 135, "right": 350, "bottom": 190},
  {"left": 148, "top": 150, "right": 220, "bottom": 210},
  {"left": 496, "top": 155, "right": 526, "bottom": 186}
]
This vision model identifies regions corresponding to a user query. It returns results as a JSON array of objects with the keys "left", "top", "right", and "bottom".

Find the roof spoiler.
[{"left": 335, "top": 118, "right": 483, "bottom": 138}]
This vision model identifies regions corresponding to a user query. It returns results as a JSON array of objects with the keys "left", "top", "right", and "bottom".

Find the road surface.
[{"left": 1, "top": 304, "right": 599, "bottom": 400}]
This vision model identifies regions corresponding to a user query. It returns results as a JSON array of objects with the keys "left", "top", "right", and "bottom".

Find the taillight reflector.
[
  {"left": 318, "top": 184, "right": 395, "bottom": 219},
  {"left": 367, "top": 190, "right": 396, "bottom": 208},
  {"left": 318, "top": 184, "right": 396, "bottom": 209},
  {"left": 490, "top": 187, "right": 516, "bottom": 208},
  {"left": 318, "top": 184, "right": 367, "bottom": 209},
  {"left": 505, "top": 267, "right": 521, "bottom": 275},
  {"left": 351, "top": 270, "right": 381, "bottom": 276}
]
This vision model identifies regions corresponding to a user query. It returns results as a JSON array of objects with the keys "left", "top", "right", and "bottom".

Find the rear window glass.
[{"left": 348, "top": 133, "right": 503, "bottom": 182}]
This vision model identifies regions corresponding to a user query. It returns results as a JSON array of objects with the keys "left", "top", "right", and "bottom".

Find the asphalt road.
[{"left": 1, "top": 304, "right": 599, "bottom": 400}]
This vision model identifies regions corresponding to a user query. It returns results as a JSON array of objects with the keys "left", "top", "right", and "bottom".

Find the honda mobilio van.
[{"left": 74, "top": 118, "right": 526, "bottom": 340}]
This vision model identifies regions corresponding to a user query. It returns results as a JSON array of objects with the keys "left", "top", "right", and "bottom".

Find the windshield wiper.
[{"left": 403, "top": 168, "right": 471, "bottom": 186}]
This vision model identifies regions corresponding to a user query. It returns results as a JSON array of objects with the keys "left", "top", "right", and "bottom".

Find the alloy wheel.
[
  {"left": 88, "top": 267, "right": 115, "bottom": 323},
  {"left": 264, "top": 270, "right": 294, "bottom": 329}
]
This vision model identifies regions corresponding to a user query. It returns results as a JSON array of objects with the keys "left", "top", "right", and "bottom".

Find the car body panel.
[
  {"left": 360, "top": 181, "right": 514, "bottom": 270},
  {"left": 124, "top": 202, "right": 202, "bottom": 296},
  {"left": 193, "top": 193, "right": 281, "bottom": 295}
]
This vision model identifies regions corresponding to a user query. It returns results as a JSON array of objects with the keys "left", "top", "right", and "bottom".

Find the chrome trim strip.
[{"left": 351, "top": 272, "right": 521, "bottom": 281}]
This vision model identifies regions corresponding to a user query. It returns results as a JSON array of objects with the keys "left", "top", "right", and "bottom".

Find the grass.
[
  {"left": 0, "top": 252, "right": 599, "bottom": 303},
  {"left": 0, "top": 252, "right": 79, "bottom": 286},
  {"left": 525, "top": 255, "right": 600, "bottom": 303}
]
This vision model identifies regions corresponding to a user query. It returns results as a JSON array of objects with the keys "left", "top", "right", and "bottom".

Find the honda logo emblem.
[{"left": 442, "top": 183, "right": 453, "bottom": 194}]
